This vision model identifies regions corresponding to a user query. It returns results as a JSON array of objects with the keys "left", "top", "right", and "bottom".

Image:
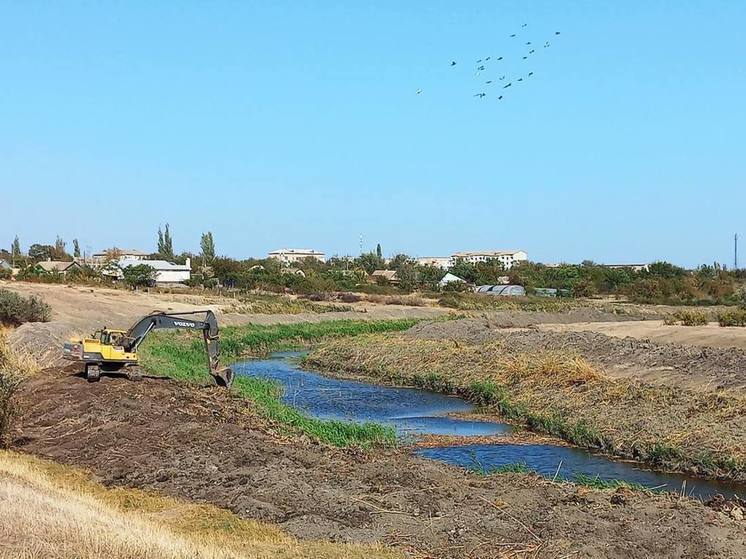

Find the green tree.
[
  {"left": 50, "top": 236, "right": 69, "bottom": 260},
  {"left": 396, "top": 262, "right": 418, "bottom": 291},
  {"left": 28, "top": 244, "right": 52, "bottom": 262},
  {"left": 157, "top": 224, "right": 174, "bottom": 260},
  {"left": 122, "top": 264, "right": 157, "bottom": 288},
  {"left": 200, "top": 232, "right": 215, "bottom": 262},
  {"left": 388, "top": 253, "right": 413, "bottom": 271},
  {"left": 11, "top": 236, "right": 21, "bottom": 266},
  {"left": 376, "top": 243, "right": 382, "bottom": 259},
  {"left": 73, "top": 239, "right": 81, "bottom": 258},
  {"left": 355, "top": 251, "right": 385, "bottom": 274}
]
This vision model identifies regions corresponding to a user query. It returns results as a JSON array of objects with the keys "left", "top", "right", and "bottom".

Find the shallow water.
[{"left": 235, "top": 352, "right": 744, "bottom": 499}]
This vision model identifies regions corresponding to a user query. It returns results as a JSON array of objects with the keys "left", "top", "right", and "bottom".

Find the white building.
[
  {"left": 451, "top": 250, "right": 528, "bottom": 269},
  {"left": 90, "top": 248, "right": 148, "bottom": 267},
  {"left": 116, "top": 258, "right": 191, "bottom": 284},
  {"left": 438, "top": 272, "right": 466, "bottom": 288},
  {"left": 416, "top": 257, "right": 451, "bottom": 270},
  {"left": 267, "top": 248, "right": 326, "bottom": 265}
]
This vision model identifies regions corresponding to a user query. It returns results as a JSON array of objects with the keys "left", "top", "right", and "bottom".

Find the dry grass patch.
[
  {"left": 308, "top": 334, "right": 746, "bottom": 480},
  {"left": 0, "top": 450, "right": 402, "bottom": 559}
]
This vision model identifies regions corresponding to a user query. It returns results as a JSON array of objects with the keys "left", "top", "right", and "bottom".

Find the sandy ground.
[
  {"left": 14, "top": 369, "right": 746, "bottom": 559},
  {"left": 540, "top": 320, "right": 746, "bottom": 349}
]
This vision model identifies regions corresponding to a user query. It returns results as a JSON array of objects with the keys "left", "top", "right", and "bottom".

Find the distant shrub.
[
  {"left": 339, "top": 292, "right": 362, "bottom": 303},
  {"left": 365, "top": 294, "right": 426, "bottom": 306},
  {"left": 0, "top": 269, "right": 11, "bottom": 280},
  {"left": 717, "top": 309, "right": 746, "bottom": 327},
  {"left": 664, "top": 310, "right": 708, "bottom": 326},
  {"left": 0, "top": 289, "right": 52, "bottom": 326}
]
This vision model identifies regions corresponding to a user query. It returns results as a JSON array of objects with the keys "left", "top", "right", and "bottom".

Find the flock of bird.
[{"left": 416, "top": 25, "right": 561, "bottom": 102}]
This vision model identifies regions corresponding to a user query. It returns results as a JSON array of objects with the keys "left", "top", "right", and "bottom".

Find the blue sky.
[{"left": 1, "top": 1, "right": 744, "bottom": 266}]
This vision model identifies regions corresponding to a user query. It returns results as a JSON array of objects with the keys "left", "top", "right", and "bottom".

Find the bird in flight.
[
  {"left": 522, "top": 56, "right": 528, "bottom": 60},
  {"left": 528, "top": 72, "right": 534, "bottom": 76},
  {"left": 474, "top": 92, "right": 487, "bottom": 98},
  {"left": 476, "top": 59, "right": 482, "bottom": 63},
  {"left": 555, "top": 31, "right": 561, "bottom": 35},
  {"left": 544, "top": 42, "right": 550, "bottom": 47},
  {"left": 498, "top": 95, "right": 503, "bottom": 100},
  {"left": 497, "top": 56, "right": 503, "bottom": 61},
  {"left": 525, "top": 42, "right": 531, "bottom": 45},
  {"left": 416, "top": 89, "right": 422, "bottom": 94},
  {"left": 503, "top": 82, "right": 512, "bottom": 88},
  {"left": 499, "top": 75, "right": 505, "bottom": 80},
  {"left": 517, "top": 78, "right": 523, "bottom": 82},
  {"left": 485, "top": 80, "right": 492, "bottom": 84},
  {"left": 529, "top": 49, "right": 535, "bottom": 54},
  {"left": 450, "top": 61, "right": 457, "bottom": 66},
  {"left": 476, "top": 65, "right": 485, "bottom": 71},
  {"left": 485, "top": 56, "right": 491, "bottom": 61},
  {"left": 521, "top": 23, "right": 527, "bottom": 27},
  {"left": 509, "top": 34, "right": 516, "bottom": 37}
]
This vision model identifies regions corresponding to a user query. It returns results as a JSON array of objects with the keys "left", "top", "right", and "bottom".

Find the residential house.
[
  {"left": 370, "top": 270, "right": 398, "bottom": 284},
  {"left": 438, "top": 272, "right": 465, "bottom": 288},
  {"left": 267, "top": 249, "right": 326, "bottom": 265},
  {"left": 35, "top": 260, "right": 82, "bottom": 276},
  {"left": 115, "top": 258, "right": 191, "bottom": 284},
  {"left": 90, "top": 249, "right": 148, "bottom": 268}
]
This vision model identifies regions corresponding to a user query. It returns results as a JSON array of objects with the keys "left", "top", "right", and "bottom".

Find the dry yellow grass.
[
  {"left": 0, "top": 328, "right": 39, "bottom": 377},
  {"left": 0, "top": 450, "right": 402, "bottom": 559}
]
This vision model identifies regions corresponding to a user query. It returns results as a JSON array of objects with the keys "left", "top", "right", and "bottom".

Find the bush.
[
  {"left": 339, "top": 292, "right": 362, "bottom": 303},
  {"left": 0, "top": 289, "right": 52, "bottom": 326},
  {"left": 718, "top": 309, "right": 746, "bottom": 327},
  {"left": 0, "top": 269, "right": 11, "bottom": 280},
  {"left": 664, "top": 310, "right": 709, "bottom": 326},
  {"left": 122, "top": 264, "right": 157, "bottom": 288}
]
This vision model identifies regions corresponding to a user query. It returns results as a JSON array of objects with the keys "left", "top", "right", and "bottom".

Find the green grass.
[
  {"left": 572, "top": 473, "right": 650, "bottom": 492},
  {"left": 139, "top": 320, "right": 414, "bottom": 448}
]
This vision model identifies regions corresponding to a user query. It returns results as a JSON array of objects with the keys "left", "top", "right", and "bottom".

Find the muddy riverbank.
[{"left": 13, "top": 366, "right": 746, "bottom": 559}]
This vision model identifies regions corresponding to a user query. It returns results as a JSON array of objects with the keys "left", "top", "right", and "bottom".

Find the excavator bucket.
[{"left": 212, "top": 366, "right": 235, "bottom": 388}]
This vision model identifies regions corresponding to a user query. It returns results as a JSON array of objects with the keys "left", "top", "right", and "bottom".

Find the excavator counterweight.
[{"left": 63, "top": 310, "right": 234, "bottom": 388}]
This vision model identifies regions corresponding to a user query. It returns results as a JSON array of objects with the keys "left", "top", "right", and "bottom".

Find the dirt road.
[
  {"left": 540, "top": 319, "right": 746, "bottom": 349},
  {"left": 14, "top": 369, "right": 746, "bottom": 559}
]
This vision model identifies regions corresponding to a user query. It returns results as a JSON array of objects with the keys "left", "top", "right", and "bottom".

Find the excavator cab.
[{"left": 63, "top": 311, "right": 234, "bottom": 388}]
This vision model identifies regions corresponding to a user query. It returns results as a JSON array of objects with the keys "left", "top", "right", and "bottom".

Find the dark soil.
[
  {"left": 14, "top": 368, "right": 746, "bottom": 559},
  {"left": 408, "top": 318, "right": 746, "bottom": 390}
]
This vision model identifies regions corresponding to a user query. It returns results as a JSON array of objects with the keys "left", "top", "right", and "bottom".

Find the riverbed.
[{"left": 234, "top": 352, "right": 744, "bottom": 499}]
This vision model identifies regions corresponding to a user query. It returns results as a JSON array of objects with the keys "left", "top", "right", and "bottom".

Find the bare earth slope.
[
  {"left": 408, "top": 318, "right": 746, "bottom": 390},
  {"left": 14, "top": 369, "right": 746, "bottom": 559}
]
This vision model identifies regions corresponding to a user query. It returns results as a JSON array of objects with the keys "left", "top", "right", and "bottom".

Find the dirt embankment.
[
  {"left": 14, "top": 369, "right": 746, "bottom": 559},
  {"left": 408, "top": 318, "right": 746, "bottom": 390},
  {"left": 2, "top": 282, "right": 445, "bottom": 367}
]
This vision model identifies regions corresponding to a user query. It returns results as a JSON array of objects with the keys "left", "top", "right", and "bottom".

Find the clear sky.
[{"left": 2, "top": 1, "right": 744, "bottom": 267}]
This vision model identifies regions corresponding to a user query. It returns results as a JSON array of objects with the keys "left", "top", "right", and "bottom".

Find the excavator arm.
[{"left": 124, "top": 310, "right": 234, "bottom": 388}]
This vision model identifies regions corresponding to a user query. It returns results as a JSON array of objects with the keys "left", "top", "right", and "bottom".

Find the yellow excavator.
[{"left": 62, "top": 310, "right": 234, "bottom": 387}]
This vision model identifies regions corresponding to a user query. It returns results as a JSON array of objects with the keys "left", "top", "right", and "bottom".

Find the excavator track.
[{"left": 85, "top": 364, "right": 101, "bottom": 382}]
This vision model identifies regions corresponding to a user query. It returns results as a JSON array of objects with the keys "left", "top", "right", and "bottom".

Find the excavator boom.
[{"left": 123, "top": 310, "right": 234, "bottom": 388}]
